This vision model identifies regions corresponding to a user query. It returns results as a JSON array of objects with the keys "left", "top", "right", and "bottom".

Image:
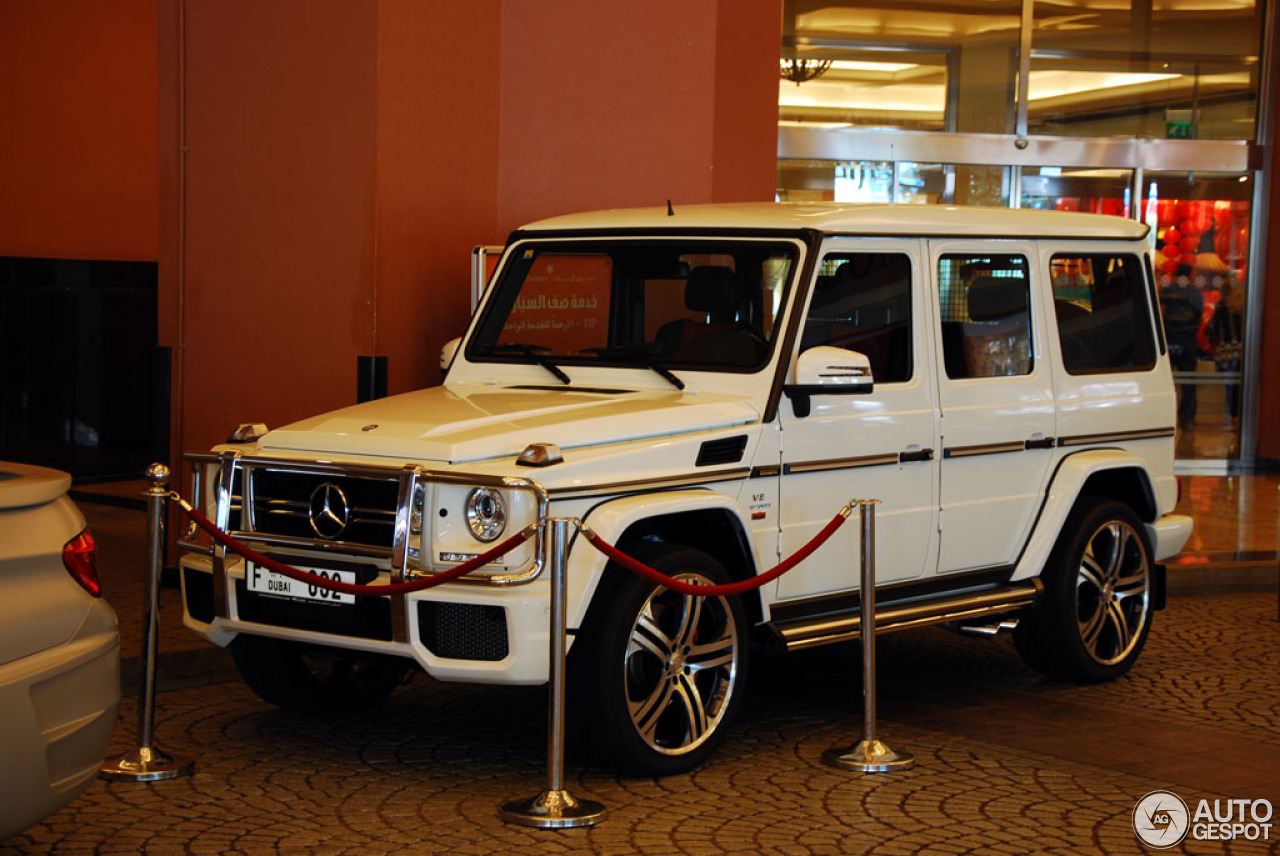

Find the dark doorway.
[{"left": 1, "top": 257, "right": 167, "bottom": 480}]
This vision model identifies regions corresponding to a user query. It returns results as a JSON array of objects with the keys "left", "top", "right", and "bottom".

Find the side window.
[
  {"left": 1051, "top": 254, "right": 1157, "bottom": 374},
  {"left": 938, "top": 254, "right": 1032, "bottom": 379},
  {"left": 800, "top": 252, "right": 913, "bottom": 383}
]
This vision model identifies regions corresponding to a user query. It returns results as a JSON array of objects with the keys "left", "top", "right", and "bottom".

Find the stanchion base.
[
  {"left": 501, "top": 789, "right": 607, "bottom": 829},
  {"left": 824, "top": 739, "right": 915, "bottom": 773},
  {"left": 100, "top": 745, "right": 195, "bottom": 782}
]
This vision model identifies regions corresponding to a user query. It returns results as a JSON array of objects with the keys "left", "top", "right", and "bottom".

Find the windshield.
[{"left": 467, "top": 238, "right": 799, "bottom": 374}]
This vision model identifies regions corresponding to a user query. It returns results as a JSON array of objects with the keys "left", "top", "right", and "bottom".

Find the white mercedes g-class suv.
[{"left": 179, "top": 203, "right": 1192, "bottom": 775}]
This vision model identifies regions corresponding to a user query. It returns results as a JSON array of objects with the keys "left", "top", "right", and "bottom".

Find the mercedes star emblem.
[{"left": 308, "top": 482, "right": 351, "bottom": 540}]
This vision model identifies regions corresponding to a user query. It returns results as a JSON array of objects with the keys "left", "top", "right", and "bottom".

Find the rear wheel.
[
  {"left": 230, "top": 635, "right": 409, "bottom": 713},
  {"left": 571, "top": 545, "right": 748, "bottom": 775},
  {"left": 1015, "top": 499, "right": 1154, "bottom": 682}
]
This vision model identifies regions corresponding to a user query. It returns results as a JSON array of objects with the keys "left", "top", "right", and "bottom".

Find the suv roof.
[{"left": 520, "top": 202, "right": 1151, "bottom": 240}]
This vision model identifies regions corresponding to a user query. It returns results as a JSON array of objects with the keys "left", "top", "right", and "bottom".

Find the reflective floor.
[
  {"left": 1173, "top": 370, "right": 1245, "bottom": 462},
  {"left": 1170, "top": 473, "right": 1279, "bottom": 593},
  {"left": 4, "top": 474, "right": 1272, "bottom": 854}
]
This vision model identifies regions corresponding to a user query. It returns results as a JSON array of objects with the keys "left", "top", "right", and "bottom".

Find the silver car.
[{"left": 0, "top": 462, "right": 120, "bottom": 839}]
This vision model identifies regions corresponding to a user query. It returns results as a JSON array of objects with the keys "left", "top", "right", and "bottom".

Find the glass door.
[{"left": 1144, "top": 172, "right": 1252, "bottom": 461}]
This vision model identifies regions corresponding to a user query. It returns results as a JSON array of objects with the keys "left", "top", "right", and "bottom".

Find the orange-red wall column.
[
  {"left": 0, "top": 0, "right": 157, "bottom": 260},
  {"left": 371, "top": 0, "right": 502, "bottom": 395},
  {"left": 713, "top": 0, "right": 783, "bottom": 203},
  {"left": 162, "top": 0, "right": 782, "bottom": 460},
  {"left": 495, "top": 0, "right": 780, "bottom": 232},
  {"left": 166, "top": 0, "right": 382, "bottom": 459}
]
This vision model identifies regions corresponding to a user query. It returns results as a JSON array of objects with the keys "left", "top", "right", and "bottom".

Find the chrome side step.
[{"left": 769, "top": 580, "right": 1042, "bottom": 652}]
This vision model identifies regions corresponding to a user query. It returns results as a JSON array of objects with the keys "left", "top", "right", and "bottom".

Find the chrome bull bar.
[{"left": 180, "top": 451, "right": 548, "bottom": 645}]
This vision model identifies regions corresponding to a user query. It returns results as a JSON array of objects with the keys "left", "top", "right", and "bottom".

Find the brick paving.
[{"left": 4, "top": 590, "right": 1277, "bottom": 854}]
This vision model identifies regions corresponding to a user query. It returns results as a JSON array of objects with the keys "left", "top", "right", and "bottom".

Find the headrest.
[
  {"left": 685, "top": 266, "right": 740, "bottom": 313},
  {"left": 967, "top": 275, "right": 1028, "bottom": 321}
]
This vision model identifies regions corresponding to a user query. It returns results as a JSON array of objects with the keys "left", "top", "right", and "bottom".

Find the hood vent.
[{"left": 696, "top": 435, "right": 748, "bottom": 467}]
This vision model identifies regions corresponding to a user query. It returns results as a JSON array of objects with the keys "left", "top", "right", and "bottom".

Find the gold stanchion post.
[
  {"left": 101, "top": 463, "right": 196, "bottom": 782},
  {"left": 501, "top": 517, "right": 606, "bottom": 828},
  {"left": 824, "top": 499, "right": 914, "bottom": 773}
]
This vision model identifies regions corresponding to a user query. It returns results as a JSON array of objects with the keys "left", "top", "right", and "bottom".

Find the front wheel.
[
  {"left": 570, "top": 545, "right": 748, "bottom": 775},
  {"left": 1015, "top": 499, "right": 1155, "bottom": 682}
]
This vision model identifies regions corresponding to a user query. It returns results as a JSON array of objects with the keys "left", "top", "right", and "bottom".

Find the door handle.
[
  {"left": 1024, "top": 436, "right": 1056, "bottom": 450},
  {"left": 899, "top": 447, "right": 934, "bottom": 463}
]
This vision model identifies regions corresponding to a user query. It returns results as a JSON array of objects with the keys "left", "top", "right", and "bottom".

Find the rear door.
[{"left": 928, "top": 241, "right": 1056, "bottom": 574}]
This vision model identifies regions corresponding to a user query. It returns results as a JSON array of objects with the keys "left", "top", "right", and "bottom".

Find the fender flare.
[
  {"left": 563, "top": 489, "right": 756, "bottom": 631},
  {"left": 1012, "top": 448, "right": 1157, "bottom": 581}
]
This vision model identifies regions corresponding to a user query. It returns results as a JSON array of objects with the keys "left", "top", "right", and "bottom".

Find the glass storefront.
[
  {"left": 777, "top": 161, "right": 1004, "bottom": 206},
  {"left": 777, "top": 0, "right": 1269, "bottom": 467},
  {"left": 778, "top": 52, "right": 950, "bottom": 132},
  {"left": 1019, "top": 167, "right": 1132, "bottom": 218},
  {"left": 1145, "top": 172, "right": 1252, "bottom": 460},
  {"left": 1029, "top": 1, "right": 1264, "bottom": 141}
]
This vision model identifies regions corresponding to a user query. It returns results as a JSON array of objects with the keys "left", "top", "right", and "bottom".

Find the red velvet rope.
[
  {"left": 175, "top": 493, "right": 852, "bottom": 600},
  {"left": 581, "top": 509, "right": 849, "bottom": 597},
  {"left": 176, "top": 500, "right": 533, "bottom": 596}
]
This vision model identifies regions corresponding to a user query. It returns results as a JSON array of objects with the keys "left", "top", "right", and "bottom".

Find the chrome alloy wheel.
[
  {"left": 1075, "top": 519, "right": 1151, "bottom": 667},
  {"left": 623, "top": 574, "right": 741, "bottom": 756}
]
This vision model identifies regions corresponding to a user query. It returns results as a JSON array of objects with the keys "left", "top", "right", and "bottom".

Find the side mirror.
[
  {"left": 784, "top": 346, "right": 874, "bottom": 417},
  {"left": 440, "top": 337, "right": 462, "bottom": 373}
]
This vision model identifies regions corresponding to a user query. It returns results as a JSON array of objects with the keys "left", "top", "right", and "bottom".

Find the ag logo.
[{"left": 1134, "top": 790, "right": 1190, "bottom": 848}]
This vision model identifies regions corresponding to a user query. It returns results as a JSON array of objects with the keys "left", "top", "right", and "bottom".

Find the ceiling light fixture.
[{"left": 780, "top": 57, "right": 833, "bottom": 85}]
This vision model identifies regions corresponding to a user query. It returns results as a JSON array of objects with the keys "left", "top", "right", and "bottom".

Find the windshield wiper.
[
  {"left": 473, "top": 343, "right": 571, "bottom": 385},
  {"left": 584, "top": 346, "right": 685, "bottom": 391}
]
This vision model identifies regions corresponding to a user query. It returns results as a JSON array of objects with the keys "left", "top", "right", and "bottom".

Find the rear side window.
[
  {"left": 937, "top": 254, "right": 1032, "bottom": 379},
  {"left": 1050, "top": 254, "right": 1157, "bottom": 374}
]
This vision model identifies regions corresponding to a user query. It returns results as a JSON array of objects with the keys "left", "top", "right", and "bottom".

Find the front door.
[
  {"left": 928, "top": 242, "right": 1056, "bottom": 574},
  {"left": 775, "top": 241, "right": 939, "bottom": 600}
]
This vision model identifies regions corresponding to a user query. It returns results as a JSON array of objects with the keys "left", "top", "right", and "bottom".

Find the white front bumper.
[{"left": 180, "top": 554, "right": 552, "bottom": 685}]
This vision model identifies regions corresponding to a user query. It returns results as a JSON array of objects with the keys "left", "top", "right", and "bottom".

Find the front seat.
[{"left": 656, "top": 266, "right": 761, "bottom": 363}]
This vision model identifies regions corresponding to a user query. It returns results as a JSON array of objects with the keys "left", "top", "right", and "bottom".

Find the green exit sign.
[{"left": 1165, "top": 109, "right": 1194, "bottom": 139}]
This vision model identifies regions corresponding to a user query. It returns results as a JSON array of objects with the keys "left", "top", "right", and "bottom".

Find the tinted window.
[
  {"left": 800, "top": 252, "right": 913, "bottom": 383},
  {"left": 938, "top": 254, "right": 1032, "bottom": 379},
  {"left": 1052, "top": 254, "right": 1157, "bottom": 374}
]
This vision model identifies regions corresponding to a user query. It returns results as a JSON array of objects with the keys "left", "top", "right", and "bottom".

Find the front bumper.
[{"left": 179, "top": 553, "right": 551, "bottom": 685}]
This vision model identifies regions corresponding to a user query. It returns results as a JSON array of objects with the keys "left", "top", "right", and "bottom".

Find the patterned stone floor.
[{"left": 4, "top": 591, "right": 1276, "bottom": 854}]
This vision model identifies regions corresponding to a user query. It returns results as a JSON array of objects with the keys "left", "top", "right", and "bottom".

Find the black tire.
[
  {"left": 230, "top": 635, "right": 409, "bottom": 713},
  {"left": 1015, "top": 498, "right": 1155, "bottom": 682},
  {"left": 570, "top": 544, "right": 748, "bottom": 776}
]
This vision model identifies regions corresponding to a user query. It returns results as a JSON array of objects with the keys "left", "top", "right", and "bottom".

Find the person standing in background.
[
  {"left": 1206, "top": 276, "right": 1245, "bottom": 425},
  {"left": 1159, "top": 265, "right": 1205, "bottom": 432}
]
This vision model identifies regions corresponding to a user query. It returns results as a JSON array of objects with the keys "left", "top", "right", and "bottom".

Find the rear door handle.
[
  {"left": 899, "top": 447, "right": 934, "bottom": 463},
  {"left": 1024, "top": 436, "right": 1056, "bottom": 450}
]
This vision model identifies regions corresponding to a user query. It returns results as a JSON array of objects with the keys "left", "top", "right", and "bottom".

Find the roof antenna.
[{"left": 667, "top": 199, "right": 674, "bottom": 217}]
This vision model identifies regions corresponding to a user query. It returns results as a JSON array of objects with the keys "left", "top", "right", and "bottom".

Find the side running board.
[{"left": 768, "top": 580, "right": 1043, "bottom": 652}]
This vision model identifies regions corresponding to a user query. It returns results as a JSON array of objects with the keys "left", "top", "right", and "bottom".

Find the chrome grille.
[{"left": 244, "top": 468, "right": 398, "bottom": 549}]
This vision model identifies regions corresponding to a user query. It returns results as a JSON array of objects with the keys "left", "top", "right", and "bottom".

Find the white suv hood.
[{"left": 260, "top": 384, "right": 760, "bottom": 463}]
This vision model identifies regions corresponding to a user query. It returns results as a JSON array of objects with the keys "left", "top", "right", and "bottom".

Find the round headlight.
[{"left": 465, "top": 487, "right": 507, "bottom": 542}]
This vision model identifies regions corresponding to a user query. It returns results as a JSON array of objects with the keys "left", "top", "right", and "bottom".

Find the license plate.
[{"left": 246, "top": 563, "right": 356, "bottom": 604}]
